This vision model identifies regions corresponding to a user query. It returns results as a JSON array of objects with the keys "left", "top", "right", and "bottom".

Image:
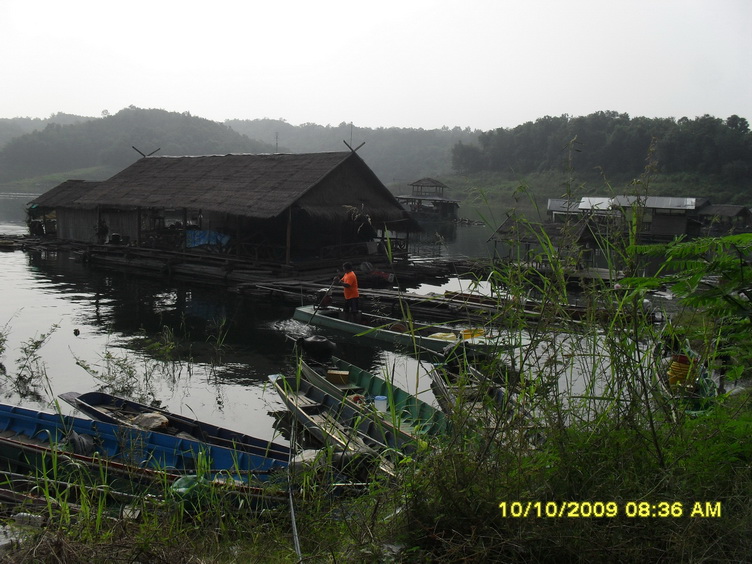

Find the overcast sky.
[{"left": 2, "top": 0, "right": 750, "bottom": 131}]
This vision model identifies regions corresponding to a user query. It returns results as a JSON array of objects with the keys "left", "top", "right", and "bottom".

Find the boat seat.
[
  {"left": 292, "top": 393, "right": 320, "bottom": 406},
  {"left": 336, "top": 383, "right": 363, "bottom": 392},
  {"left": 299, "top": 403, "right": 325, "bottom": 415}
]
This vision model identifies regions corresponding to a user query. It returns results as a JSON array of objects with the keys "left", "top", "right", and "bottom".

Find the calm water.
[{"left": 0, "top": 192, "right": 496, "bottom": 443}]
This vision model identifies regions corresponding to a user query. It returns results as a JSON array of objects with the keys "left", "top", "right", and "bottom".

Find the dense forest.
[
  {"left": 1, "top": 107, "right": 751, "bottom": 205},
  {"left": 452, "top": 111, "right": 752, "bottom": 182}
]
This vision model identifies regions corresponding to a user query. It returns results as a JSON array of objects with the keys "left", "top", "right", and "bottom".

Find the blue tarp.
[{"left": 185, "top": 230, "right": 230, "bottom": 249}]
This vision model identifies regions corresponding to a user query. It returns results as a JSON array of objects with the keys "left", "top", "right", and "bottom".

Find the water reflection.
[
  {"left": 0, "top": 192, "right": 481, "bottom": 442},
  {"left": 0, "top": 193, "right": 35, "bottom": 235},
  {"left": 0, "top": 247, "right": 438, "bottom": 444},
  {"left": 408, "top": 220, "right": 496, "bottom": 259}
]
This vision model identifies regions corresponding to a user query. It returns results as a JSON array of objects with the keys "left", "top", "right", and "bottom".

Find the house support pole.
[
  {"left": 285, "top": 208, "right": 292, "bottom": 265},
  {"left": 182, "top": 208, "right": 188, "bottom": 251}
]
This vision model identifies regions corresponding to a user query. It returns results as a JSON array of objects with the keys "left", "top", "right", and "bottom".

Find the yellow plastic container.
[
  {"left": 668, "top": 355, "right": 694, "bottom": 388},
  {"left": 461, "top": 328, "right": 485, "bottom": 340},
  {"left": 326, "top": 370, "right": 349, "bottom": 385}
]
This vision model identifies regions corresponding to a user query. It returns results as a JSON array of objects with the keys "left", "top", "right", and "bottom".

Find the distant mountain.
[
  {"left": 0, "top": 107, "right": 276, "bottom": 183},
  {"left": 0, "top": 113, "right": 94, "bottom": 149},
  {"left": 3, "top": 107, "right": 749, "bottom": 205},
  {"left": 0, "top": 109, "right": 479, "bottom": 191},
  {"left": 225, "top": 118, "right": 480, "bottom": 187}
]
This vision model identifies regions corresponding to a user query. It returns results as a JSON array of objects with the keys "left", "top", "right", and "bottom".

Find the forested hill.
[
  {"left": 452, "top": 112, "right": 752, "bottom": 188},
  {"left": 0, "top": 108, "right": 276, "bottom": 184},
  {"left": 0, "top": 109, "right": 478, "bottom": 189},
  {"left": 1, "top": 108, "right": 751, "bottom": 202},
  {"left": 0, "top": 113, "right": 92, "bottom": 148}
]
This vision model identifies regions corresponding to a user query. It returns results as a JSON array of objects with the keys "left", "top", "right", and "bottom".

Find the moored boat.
[
  {"left": 299, "top": 356, "right": 447, "bottom": 439},
  {"left": 293, "top": 304, "right": 522, "bottom": 354},
  {"left": 0, "top": 402, "right": 288, "bottom": 484},
  {"left": 59, "top": 391, "right": 290, "bottom": 462},
  {"left": 426, "top": 363, "right": 515, "bottom": 418},
  {"left": 269, "top": 373, "right": 418, "bottom": 477}
]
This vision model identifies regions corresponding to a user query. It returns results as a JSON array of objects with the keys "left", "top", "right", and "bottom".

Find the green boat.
[
  {"left": 293, "top": 304, "right": 524, "bottom": 354},
  {"left": 299, "top": 356, "right": 448, "bottom": 439},
  {"left": 269, "top": 373, "right": 399, "bottom": 477}
]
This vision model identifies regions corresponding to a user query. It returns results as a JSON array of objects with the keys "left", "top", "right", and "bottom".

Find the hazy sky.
[{"left": 2, "top": 0, "right": 750, "bottom": 131}]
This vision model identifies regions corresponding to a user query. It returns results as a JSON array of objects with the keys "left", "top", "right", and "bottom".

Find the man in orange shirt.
[{"left": 334, "top": 262, "right": 360, "bottom": 322}]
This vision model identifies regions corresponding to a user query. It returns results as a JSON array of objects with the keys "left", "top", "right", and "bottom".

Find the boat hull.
[
  {"left": 0, "top": 402, "right": 288, "bottom": 483},
  {"left": 299, "top": 356, "right": 447, "bottom": 438},
  {"left": 269, "top": 374, "right": 405, "bottom": 477},
  {"left": 293, "top": 304, "right": 514, "bottom": 354},
  {"left": 59, "top": 391, "right": 290, "bottom": 462}
]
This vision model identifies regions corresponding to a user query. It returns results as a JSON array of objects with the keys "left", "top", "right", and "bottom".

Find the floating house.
[
  {"left": 490, "top": 195, "right": 752, "bottom": 280},
  {"left": 28, "top": 152, "right": 417, "bottom": 267},
  {"left": 395, "top": 178, "right": 459, "bottom": 221}
]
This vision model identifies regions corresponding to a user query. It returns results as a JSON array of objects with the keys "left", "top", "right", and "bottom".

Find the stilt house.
[
  {"left": 395, "top": 178, "right": 459, "bottom": 220},
  {"left": 28, "top": 151, "right": 416, "bottom": 265}
]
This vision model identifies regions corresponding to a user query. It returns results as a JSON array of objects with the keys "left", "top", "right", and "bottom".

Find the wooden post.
[
  {"left": 182, "top": 208, "right": 188, "bottom": 251},
  {"left": 96, "top": 205, "right": 102, "bottom": 244},
  {"left": 285, "top": 208, "right": 292, "bottom": 265}
]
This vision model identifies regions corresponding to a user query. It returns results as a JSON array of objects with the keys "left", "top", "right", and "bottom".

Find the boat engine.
[{"left": 297, "top": 335, "right": 337, "bottom": 362}]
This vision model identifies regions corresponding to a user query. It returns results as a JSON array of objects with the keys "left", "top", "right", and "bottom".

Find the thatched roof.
[
  {"left": 29, "top": 180, "right": 101, "bottom": 209},
  {"left": 52, "top": 152, "right": 411, "bottom": 224}
]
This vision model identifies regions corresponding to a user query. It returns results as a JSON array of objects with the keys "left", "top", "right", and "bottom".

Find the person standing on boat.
[{"left": 334, "top": 262, "right": 360, "bottom": 322}]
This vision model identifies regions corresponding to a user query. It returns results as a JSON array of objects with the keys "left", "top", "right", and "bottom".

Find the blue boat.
[
  {"left": 59, "top": 391, "right": 290, "bottom": 463},
  {"left": 0, "top": 402, "right": 288, "bottom": 484}
]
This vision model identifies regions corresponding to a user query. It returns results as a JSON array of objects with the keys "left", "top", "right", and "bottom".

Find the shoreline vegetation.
[{"left": 1, "top": 186, "right": 752, "bottom": 562}]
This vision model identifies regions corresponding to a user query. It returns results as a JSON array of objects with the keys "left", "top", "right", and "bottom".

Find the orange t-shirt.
[{"left": 341, "top": 271, "right": 359, "bottom": 300}]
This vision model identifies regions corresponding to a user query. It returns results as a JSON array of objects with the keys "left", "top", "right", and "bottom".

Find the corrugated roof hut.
[{"left": 30, "top": 151, "right": 416, "bottom": 264}]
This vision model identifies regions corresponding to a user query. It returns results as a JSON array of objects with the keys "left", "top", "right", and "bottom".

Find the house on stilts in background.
[
  {"left": 395, "top": 178, "right": 460, "bottom": 222},
  {"left": 27, "top": 151, "right": 418, "bottom": 274}
]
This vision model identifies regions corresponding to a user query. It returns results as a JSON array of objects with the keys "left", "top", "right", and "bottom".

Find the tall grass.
[{"left": 381, "top": 176, "right": 752, "bottom": 561}]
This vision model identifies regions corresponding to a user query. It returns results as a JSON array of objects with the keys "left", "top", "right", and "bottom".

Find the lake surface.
[{"left": 0, "top": 192, "right": 498, "bottom": 444}]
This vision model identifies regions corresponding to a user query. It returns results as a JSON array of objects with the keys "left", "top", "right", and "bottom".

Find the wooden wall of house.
[
  {"left": 643, "top": 213, "right": 688, "bottom": 238},
  {"left": 100, "top": 210, "right": 139, "bottom": 244},
  {"left": 56, "top": 208, "right": 99, "bottom": 242},
  {"left": 55, "top": 208, "right": 141, "bottom": 245}
]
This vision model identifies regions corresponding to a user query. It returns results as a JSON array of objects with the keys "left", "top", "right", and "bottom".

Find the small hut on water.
[
  {"left": 28, "top": 151, "right": 416, "bottom": 268},
  {"left": 395, "top": 178, "right": 459, "bottom": 221}
]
